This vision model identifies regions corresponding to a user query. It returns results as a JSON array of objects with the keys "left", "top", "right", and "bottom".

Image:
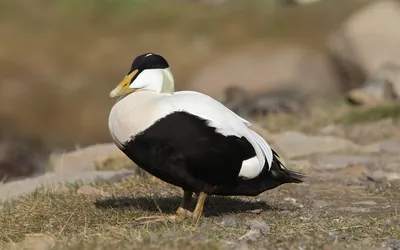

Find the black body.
[{"left": 121, "top": 111, "right": 305, "bottom": 196}]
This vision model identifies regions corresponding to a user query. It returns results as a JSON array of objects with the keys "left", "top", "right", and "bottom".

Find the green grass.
[{"left": 335, "top": 102, "right": 400, "bottom": 125}]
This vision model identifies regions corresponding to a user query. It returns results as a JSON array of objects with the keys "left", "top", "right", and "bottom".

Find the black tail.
[
  {"left": 286, "top": 169, "right": 307, "bottom": 183},
  {"left": 270, "top": 149, "right": 307, "bottom": 184}
]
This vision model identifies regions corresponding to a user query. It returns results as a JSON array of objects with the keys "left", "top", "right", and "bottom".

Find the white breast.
[{"left": 108, "top": 91, "right": 166, "bottom": 147}]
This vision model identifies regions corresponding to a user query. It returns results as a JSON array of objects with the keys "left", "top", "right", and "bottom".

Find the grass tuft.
[{"left": 335, "top": 102, "right": 400, "bottom": 125}]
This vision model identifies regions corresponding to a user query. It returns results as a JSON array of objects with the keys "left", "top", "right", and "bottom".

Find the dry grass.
[{"left": 1, "top": 173, "right": 399, "bottom": 249}]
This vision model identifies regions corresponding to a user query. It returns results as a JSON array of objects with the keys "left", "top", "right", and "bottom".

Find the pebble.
[
  {"left": 385, "top": 238, "right": 400, "bottom": 249},
  {"left": 248, "top": 219, "right": 270, "bottom": 234},
  {"left": 248, "top": 209, "right": 263, "bottom": 214},
  {"left": 284, "top": 197, "right": 304, "bottom": 208},
  {"left": 238, "top": 219, "right": 270, "bottom": 243},
  {"left": 386, "top": 216, "right": 399, "bottom": 224},
  {"left": 220, "top": 215, "right": 237, "bottom": 227},
  {"left": 327, "top": 231, "right": 340, "bottom": 237}
]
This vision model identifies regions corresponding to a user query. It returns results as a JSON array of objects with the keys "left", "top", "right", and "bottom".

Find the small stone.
[
  {"left": 385, "top": 238, "right": 400, "bottom": 249},
  {"left": 220, "top": 215, "right": 237, "bottom": 227},
  {"left": 248, "top": 219, "right": 270, "bottom": 234},
  {"left": 386, "top": 216, "right": 399, "bottom": 224},
  {"left": 328, "top": 231, "right": 340, "bottom": 237},
  {"left": 351, "top": 200, "right": 377, "bottom": 206},
  {"left": 76, "top": 185, "right": 109, "bottom": 196},
  {"left": 238, "top": 220, "right": 270, "bottom": 243},
  {"left": 314, "top": 200, "right": 329, "bottom": 208},
  {"left": 284, "top": 197, "right": 304, "bottom": 208},
  {"left": 248, "top": 209, "right": 263, "bottom": 214}
]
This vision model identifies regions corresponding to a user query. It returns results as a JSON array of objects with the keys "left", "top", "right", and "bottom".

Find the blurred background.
[{"left": 1, "top": 0, "right": 400, "bottom": 181}]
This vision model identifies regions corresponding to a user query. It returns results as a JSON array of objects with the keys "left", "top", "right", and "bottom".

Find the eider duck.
[{"left": 108, "top": 53, "right": 306, "bottom": 223}]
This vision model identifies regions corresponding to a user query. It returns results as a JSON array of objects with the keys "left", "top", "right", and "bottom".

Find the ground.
[{"left": 1, "top": 101, "right": 400, "bottom": 250}]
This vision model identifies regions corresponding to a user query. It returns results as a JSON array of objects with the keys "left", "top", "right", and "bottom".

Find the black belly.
[{"left": 120, "top": 111, "right": 256, "bottom": 193}]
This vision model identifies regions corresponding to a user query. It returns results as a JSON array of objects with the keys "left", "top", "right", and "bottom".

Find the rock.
[
  {"left": 76, "top": 185, "right": 109, "bottom": 196},
  {"left": 0, "top": 169, "right": 136, "bottom": 203},
  {"left": 187, "top": 46, "right": 340, "bottom": 100},
  {"left": 271, "top": 131, "right": 359, "bottom": 159},
  {"left": 247, "top": 219, "right": 270, "bottom": 234},
  {"left": 327, "top": 231, "right": 340, "bottom": 238},
  {"left": 377, "top": 138, "right": 400, "bottom": 153},
  {"left": 386, "top": 216, "right": 399, "bottom": 224},
  {"left": 284, "top": 197, "right": 304, "bottom": 208},
  {"left": 347, "top": 63, "right": 400, "bottom": 105},
  {"left": 238, "top": 219, "right": 270, "bottom": 243},
  {"left": 248, "top": 209, "right": 263, "bottom": 214},
  {"left": 385, "top": 238, "right": 400, "bottom": 249},
  {"left": 220, "top": 86, "right": 308, "bottom": 118},
  {"left": 52, "top": 143, "right": 127, "bottom": 174},
  {"left": 327, "top": 0, "right": 400, "bottom": 92},
  {"left": 371, "top": 171, "right": 400, "bottom": 181},
  {"left": 351, "top": 200, "right": 377, "bottom": 206},
  {"left": 315, "top": 155, "right": 374, "bottom": 170},
  {"left": 220, "top": 215, "right": 237, "bottom": 227},
  {"left": 238, "top": 230, "right": 262, "bottom": 244}
]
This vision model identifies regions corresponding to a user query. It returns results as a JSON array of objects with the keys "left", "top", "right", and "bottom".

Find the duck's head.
[{"left": 109, "top": 53, "right": 175, "bottom": 98}]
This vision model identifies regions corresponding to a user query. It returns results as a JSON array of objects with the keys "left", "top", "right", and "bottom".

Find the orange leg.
[
  {"left": 193, "top": 192, "right": 207, "bottom": 219},
  {"left": 135, "top": 190, "right": 193, "bottom": 224}
]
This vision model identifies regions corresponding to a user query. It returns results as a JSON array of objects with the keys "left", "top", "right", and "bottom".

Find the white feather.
[{"left": 159, "top": 91, "right": 274, "bottom": 174}]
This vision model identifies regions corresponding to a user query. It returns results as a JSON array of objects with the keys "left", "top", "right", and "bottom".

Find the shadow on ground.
[{"left": 94, "top": 195, "right": 291, "bottom": 217}]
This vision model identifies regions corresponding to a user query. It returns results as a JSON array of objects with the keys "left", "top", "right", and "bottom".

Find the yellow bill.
[{"left": 109, "top": 69, "right": 138, "bottom": 98}]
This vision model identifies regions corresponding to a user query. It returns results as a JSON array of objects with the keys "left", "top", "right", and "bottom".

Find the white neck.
[{"left": 130, "top": 68, "right": 175, "bottom": 94}]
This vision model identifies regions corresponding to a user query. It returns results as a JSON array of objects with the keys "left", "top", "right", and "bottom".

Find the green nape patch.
[
  {"left": 335, "top": 102, "right": 400, "bottom": 125},
  {"left": 0, "top": 176, "right": 399, "bottom": 249}
]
